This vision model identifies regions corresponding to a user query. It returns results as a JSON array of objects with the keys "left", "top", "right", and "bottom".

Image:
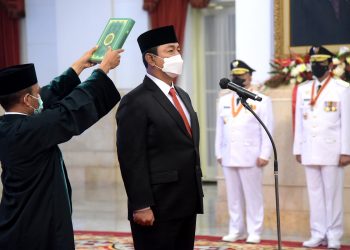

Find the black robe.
[{"left": 0, "top": 68, "right": 120, "bottom": 250}]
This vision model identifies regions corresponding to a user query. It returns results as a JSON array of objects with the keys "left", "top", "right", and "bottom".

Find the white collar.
[
  {"left": 4, "top": 112, "right": 27, "bottom": 116},
  {"left": 314, "top": 74, "right": 332, "bottom": 86},
  {"left": 146, "top": 73, "right": 174, "bottom": 96}
]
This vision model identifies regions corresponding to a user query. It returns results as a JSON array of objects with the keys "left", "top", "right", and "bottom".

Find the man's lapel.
[{"left": 143, "top": 76, "right": 192, "bottom": 139}]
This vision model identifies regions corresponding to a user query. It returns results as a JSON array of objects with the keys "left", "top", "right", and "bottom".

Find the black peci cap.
[
  {"left": 230, "top": 59, "right": 255, "bottom": 75},
  {"left": 0, "top": 63, "right": 38, "bottom": 96},
  {"left": 137, "top": 25, "right": 178, "bottom": 53}
]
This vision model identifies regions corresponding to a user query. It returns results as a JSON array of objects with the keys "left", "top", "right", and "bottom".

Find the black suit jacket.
[{"left": 116, "top": 75, "right": 204, "bottom": 221}]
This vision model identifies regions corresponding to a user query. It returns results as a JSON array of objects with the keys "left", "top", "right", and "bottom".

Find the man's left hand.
[
  {"left": 257, "top": 158, "right": 269, "bottom": 167},
  {"left": 339, "top": 154, "right": 350, "bottom": 167}
]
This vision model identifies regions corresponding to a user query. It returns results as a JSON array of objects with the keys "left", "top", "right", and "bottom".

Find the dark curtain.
[
  {"left": 0, "top": 0, "right": 25, "bottom": 68},
  {"left": 143, "top": 0, "right": 209, "bottom": 47}
]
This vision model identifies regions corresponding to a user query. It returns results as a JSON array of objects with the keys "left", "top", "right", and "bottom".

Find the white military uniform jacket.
[
  {"left": 215, "top": 91, "right": 274, "bottom": 167},
  {"left": 293, "top": 76, "right": 350, "bottom": 165}
]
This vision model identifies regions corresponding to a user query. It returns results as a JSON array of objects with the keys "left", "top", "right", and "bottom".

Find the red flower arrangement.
[
  {"left": 265, "top": 47, "right": 350, "bottom": 89},
  {"left": 264, "top": 53, "right": 313, "bottom": 88}
]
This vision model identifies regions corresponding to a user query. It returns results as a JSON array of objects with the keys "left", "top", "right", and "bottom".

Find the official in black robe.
[
  {"left": 0, "top": 47, "right": 123, "bottom": 250},
  {"left": 116, "top": 26, "right": 203, "bottom": 250}
]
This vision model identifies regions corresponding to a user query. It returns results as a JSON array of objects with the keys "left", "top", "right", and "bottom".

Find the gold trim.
[
  {"left": 231, "top": 68, "right": 249, "bottom": 75},
  {"left": 310, "top": 54, "right": 331, "bottom": 62},
  {"left": 274, "top": 0, "right": 283, "bottom": 57},
  {"left": 274, "top": 0, "right": 350, "bottom": 57}
]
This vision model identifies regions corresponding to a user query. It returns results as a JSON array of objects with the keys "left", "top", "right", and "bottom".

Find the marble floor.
[
  {"left": 1, "top": 166, "right": 349, "bottom": 244},
  {"left": 71, "top": 170, "right": 226, "bottom": 237},
  {"left": 71, "top": 169, "right": 297, "bottom": 243}
]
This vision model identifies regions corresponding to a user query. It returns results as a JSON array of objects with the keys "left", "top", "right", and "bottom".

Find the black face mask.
[
  {"left": 345, "top": 69, "right": 350, "bottom": 81},
  {"left": 231, "top": 76, "right": 246, "bottom": 87},
  {"left": 311, "top": 63, "right": 329, "bottom": 78}
]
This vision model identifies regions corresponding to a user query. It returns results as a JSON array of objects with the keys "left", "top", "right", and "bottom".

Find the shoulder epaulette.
[{"left": 335, "top": 79, "right": 350, "bottom": 88}]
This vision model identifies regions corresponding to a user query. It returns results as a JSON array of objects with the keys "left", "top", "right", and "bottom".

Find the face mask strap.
[
  {"left": 29, "top": 94, "right": 39, "bottom": 100},
  {"left": 23, "top": 94, "right": 34, "bottom": 108},
  {"left": 25, "top": 94, "right": 43, "bottom": 114},
  {"left": 146, "top": 53, "right": 164, "bottom": 69}
]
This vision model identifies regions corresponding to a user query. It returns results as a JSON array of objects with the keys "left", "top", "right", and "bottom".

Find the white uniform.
[
  {"left": 293, "top": 76, "right": 350, "bottom": 243},
  {"left": 215, "top": 91, "right": 274, "bottom": 238}
]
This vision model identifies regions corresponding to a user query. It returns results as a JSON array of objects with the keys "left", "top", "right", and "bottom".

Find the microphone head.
[
  {"left": 256, "top": 96, "right": 263, "bottom": 101},
  {"left": 219, "top": 78, "right": 230, "bottom": 89}
]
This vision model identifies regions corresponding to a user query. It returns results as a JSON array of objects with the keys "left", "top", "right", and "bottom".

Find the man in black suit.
[{"left": 116, "top": 26, "right": 204, "bottom": 250}]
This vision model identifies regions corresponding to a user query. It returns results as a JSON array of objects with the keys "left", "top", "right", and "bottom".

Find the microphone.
[{"left": 219, "top": 78, "right": 262, "bottom": 102}]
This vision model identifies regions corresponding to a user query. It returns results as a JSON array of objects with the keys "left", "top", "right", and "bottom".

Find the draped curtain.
[
  {"left": 0, "top": 0, "right": 25, "bottom": 68},
  {"left": 143, "top": 0, "right": 209, "bottom": 47}
]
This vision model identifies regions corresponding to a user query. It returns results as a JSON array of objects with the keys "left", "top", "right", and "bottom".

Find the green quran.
[{"left": 90, "top": 18, "right": 135, "bottom": 63}]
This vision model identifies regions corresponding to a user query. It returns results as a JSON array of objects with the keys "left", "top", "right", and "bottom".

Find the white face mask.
[{"left": 153, "top": 54, "right": 184, "bottom": 78}]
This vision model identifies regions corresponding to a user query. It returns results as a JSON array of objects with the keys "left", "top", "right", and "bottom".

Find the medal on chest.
[{"left": 324, "top": 101, "right": 337, "bottom": 112}]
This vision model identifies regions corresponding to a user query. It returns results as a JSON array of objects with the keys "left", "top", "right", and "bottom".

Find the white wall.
[
  {"left": 112, "top": 0, "right": 150, "bottom": 90},
  {"left": 235, "top": 0, "right": 274, "bottom": 84},
  {"left": 22, "top": 0, "right": 58, "bottom": 85},
  {"left": 21, "top": 0, "right": 274, "bottom": 88},
  {"left": 22, "top": 0, "right": 149, "bottom": 89}
]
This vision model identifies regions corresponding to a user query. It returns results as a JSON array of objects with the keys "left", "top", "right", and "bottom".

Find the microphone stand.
[{"left": 240, "top": 96, "right": 282, "bottom": 250}]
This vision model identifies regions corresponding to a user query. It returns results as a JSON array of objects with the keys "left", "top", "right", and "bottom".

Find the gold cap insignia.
[
  {"left": 310, "top": 54, "right": 331, "bottom": 62},
  {"left": 231, "top": 68, "right": 249, "bottom": 75}
]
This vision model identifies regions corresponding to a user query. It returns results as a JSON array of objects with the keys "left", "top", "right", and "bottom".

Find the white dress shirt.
[{"left": 147, "top": 73, "right": 191, "bottom": 125}]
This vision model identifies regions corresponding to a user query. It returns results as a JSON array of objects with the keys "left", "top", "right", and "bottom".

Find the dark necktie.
[
  {"left": 317, "top": 84, "right": 322, "bottom": 94},
  {"left": 236, "top": 97, "right": 241, "bottom": 105},
  {"left": 169, "top": 88, "right": 192, "bottom": 137}
]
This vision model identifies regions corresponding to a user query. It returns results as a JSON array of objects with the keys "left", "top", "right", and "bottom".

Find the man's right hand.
[
  {"left": 133, "top": 208, "right": 155, "bottom": 226},
  {"left": 99, "top": 47, "right": 124, "bottom": 74},
  {"left": 295, "top": 155, "right": 301, "bottom": 164}
]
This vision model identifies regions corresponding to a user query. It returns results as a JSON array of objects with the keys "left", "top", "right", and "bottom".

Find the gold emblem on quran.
[{"left": 104, "top": 33, "right": 115, "bottom": 46}]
